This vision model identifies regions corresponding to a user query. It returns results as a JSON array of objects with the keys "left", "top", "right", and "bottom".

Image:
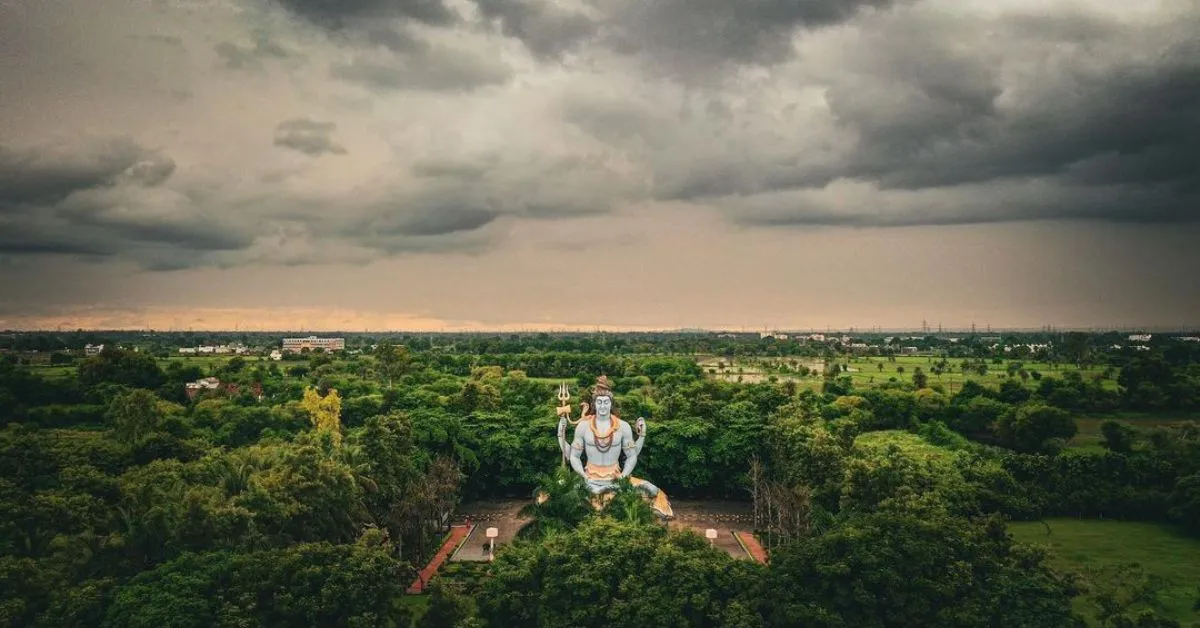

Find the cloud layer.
[{"left": 0, "top": 0, "right": 1197, "bottom": 275}]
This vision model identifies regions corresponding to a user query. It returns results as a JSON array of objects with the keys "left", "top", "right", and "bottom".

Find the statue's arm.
[
  {"left": 633, "top": 417, "right": 646, "bottom": 456},
  {"left": 569, "top": 423, "right": 587, "bottom": 478},
  {"left": 620, "top": 422, "right": 639, "bottom": 478}
]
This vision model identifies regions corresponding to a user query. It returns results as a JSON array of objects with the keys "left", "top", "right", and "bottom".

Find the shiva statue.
[{"left": 555, "top": 375, "right": 673, "bottom": 519}]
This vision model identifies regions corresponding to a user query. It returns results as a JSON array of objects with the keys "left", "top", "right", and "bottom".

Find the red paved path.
[
  {"left": 407, "top": 525, "right": 473, "bottom": 594},
  {"left": 735, "top": 531, "right": 768, "bottom": 564}
]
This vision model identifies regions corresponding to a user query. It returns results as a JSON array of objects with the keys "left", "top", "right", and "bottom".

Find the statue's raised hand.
[{"left": 635, "top": 417, "right": 646, "bottom": 437}]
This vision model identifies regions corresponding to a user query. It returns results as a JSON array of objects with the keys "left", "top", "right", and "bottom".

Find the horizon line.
[{"left": 5, "top": 325, "right": 1200, "bottom": 334}]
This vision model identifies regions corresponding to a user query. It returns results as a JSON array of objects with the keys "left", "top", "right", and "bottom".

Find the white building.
[
  {"left": 282, "top": 336, "right": 346, "bottom": 353},
  {"left": 1129, "top": 334, "right": 1152, "bottom": 342},
  {"left": 269, "top": 349, "right": 283, "bottom": 361},
  {"left": 84, "top": 344, "right": 104, "bottom": 356}
]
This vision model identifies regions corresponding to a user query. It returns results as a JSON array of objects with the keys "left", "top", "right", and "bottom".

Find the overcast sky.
[{"left": 1, "top": 0, "right": 1197, "bottom": 331}]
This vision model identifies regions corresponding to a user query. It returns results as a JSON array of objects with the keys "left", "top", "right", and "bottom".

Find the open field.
[
  {"left": 699, "top": 354, "right": 1118, "bottom": 393},
  {"left": 1009, "top": 519, "right": 1200, "bottom": 626}
]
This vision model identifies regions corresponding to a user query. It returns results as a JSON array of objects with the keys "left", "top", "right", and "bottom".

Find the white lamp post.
[
  {"left": 705, "top": 528, "right": 718, "bottom": 546},
  {"left": 486, "top": 527, "right": 499, "bottom": 561}
]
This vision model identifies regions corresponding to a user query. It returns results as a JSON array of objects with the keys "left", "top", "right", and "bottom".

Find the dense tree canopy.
[{"left": 1, "top": 332, "right": 1198, "bottom": 626}]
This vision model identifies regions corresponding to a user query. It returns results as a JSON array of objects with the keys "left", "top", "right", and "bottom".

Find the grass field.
[
  {"left": 699, "top": 355, "right": 1117, "bottom": 393},
  {"left": 1009, "top": 519, "right": 1200, "bottom": 625}
]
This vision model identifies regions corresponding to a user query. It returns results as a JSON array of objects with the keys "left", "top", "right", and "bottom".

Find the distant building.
[
  {"left": 84, "top": 344, "right": 104, "bottom": 356},
  {"left": 185, "top": 377, "right": 263, "bottom": 401},
  {"left": 185, "top": 377, "right": 222, "bottom": 400},
  {"left": 181, "top": 344, "right": 246, "bottom": 355},
  {"left": 282, "top": 336, "right": 345, "bottom": 353},
  {"left": 1129, "top": 334, "right": 1152, "bottom": 342},
  {"left": 902, "top": 346, "right": 919, "bottom": 355},
  {"left": 269, "top": 349, "right": 283, "bottom": 361}
]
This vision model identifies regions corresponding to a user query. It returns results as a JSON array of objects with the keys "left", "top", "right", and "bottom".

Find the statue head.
[{"left": 590, "top": 375, "right": 615, "bottom": 418}]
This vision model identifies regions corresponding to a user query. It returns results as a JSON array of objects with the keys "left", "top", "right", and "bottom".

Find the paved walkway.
[
  {"left": 735, "top": 531, "right": 768, "bottom": 564},
  {"left": 451, "top": 500, "right": 530, "bottom": 562},
  {"left": 445, "top": 499, "right": 762, "bottom": 563},
  {"left": 407, "top": 524, "right": 473, "bottom": 594}
]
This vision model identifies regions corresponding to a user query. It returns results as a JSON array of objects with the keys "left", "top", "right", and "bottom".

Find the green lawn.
[
  {"left": 700, "top": 355, "right": 1117, "bottom": 394},
  {"left": 1009, "top": 519, "right": 1200, "bottom": 625}
]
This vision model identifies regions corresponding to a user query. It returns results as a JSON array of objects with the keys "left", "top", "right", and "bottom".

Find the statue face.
[{"left": 593, "top": 394, "right": 612, "bottom": 417}]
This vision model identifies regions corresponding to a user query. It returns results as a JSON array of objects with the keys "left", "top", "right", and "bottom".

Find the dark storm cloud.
[
  {"left": 824, "top": 16, "right": 1200, "bottom": 199},
  {"left": 0, "top": 138, "right": 173, "bottom": 207},
  {"left": 471, "top": 0, "right": 899, "bottom": 72},
  {"left": 271, "top": 0, "right": 457, "bottom": 27},
  {"left": 474, "top": 0, "right": 596, "bottom": 59},
  {"left": 602, "top": 0, "right": 899, "bottom": 71},
  {"left": 572, "top": 5, "right": 1200, "bottom": 226},
  {"left": 273, "top": 118, "right": 347, "bottom": 156},
  {"left": 0, "top": 137, "right": 248, "bottom": 265},
  {"left": 331, "top": 48, "right": 511, "bottom": 91}
]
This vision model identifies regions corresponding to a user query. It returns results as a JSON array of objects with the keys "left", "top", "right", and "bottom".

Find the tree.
[
  {"left": 103, "top": 543, "right": 412, "bottom": 628},
  {"left": 765, "top": 512, "right": 1079, "bottom": 628},
  {"left": 107, "top": 389, "right": 167, "bottom": 444},
  {"left": 1100, "top": 420, "right": 1137, "bottom": 454},
  {"left": 78, "top": 348, "right": 165, "bottom": 390},
  {"left": 301, "top": 386, "right": 343, "bottom": 446},
  {"left": 519, "top": 468, "right": 593, "bottom": 538},
  {"left": 477, "top": 518, "right": 765, "bottom": 628},
  {"left": 375, "top": 343, "right": 412, "bottom": 387},
  {"left": 419, "top": 580, "right": 478, "bottom": 628},
  {"left": 912, "top": 367, "right": 928, "bottom": 390},
  {"left": 995, "top": 404, "right": 1078, "bottom": 453},
  {"left": 948, "top": 397, "right": 1010, "bottom": 440},
  {"left": 1168, "top": 473, "right": 1200, "bottom": 535}
]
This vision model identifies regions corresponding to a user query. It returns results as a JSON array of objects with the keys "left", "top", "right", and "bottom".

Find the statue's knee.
[{"left": 638, "top": 482, "right": 659, "bottom": 497}]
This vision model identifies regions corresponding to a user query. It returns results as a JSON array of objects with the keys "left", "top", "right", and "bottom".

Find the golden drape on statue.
[{"left": 584, "top": 463, "right": 675, "bottom": 519}]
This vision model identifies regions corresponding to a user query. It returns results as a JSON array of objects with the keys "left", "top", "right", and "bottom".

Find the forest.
[{"left": 1, "top": 332, "right": 1198, "bottom": 627}]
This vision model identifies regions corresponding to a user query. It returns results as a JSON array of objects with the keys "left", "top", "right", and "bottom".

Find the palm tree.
[
  {"left": 602, "top": 478, "right": 655, "bottom": 526},
  {"left": 519, "top": 467, "right": 593, "bottom": 538}
]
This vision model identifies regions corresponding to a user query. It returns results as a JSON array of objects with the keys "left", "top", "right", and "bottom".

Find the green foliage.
[
  {"left": 601, "top": 478, "right": 656, "bottom": 525},
  {"left": 1168, "top": 474, "right": 1200, "bottom": 534},
  {"left": 3, "top": 334, "right": 1200, "bottom": 627},
  {"left": 1102, "top": 420, "right": 1138, "bottom": 454},
  {"left": 418, "top": 580, "right": 477, "bottom": 628},
  {"left": 766, "top": 512, "right": 1079, "bottom": 628},
  {"left": 102, "top": 542, "right": 412, "bottom": 628},
  {"left": 78, "top": 348, "right": 165, "bottom": 391},
  {"left": 519, "top": 468, "right": 592, "bottom": 538},
  {"left": 996, "top": 403, "right": 1078, "bottom": 453},
  {"left": 477, "top": 518, "right": 765, "bottom": 628}
]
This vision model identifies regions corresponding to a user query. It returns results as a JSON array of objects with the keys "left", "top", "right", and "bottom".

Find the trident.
[{"left": 556, "top": 382, "right": 586, "bottom": 466}]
